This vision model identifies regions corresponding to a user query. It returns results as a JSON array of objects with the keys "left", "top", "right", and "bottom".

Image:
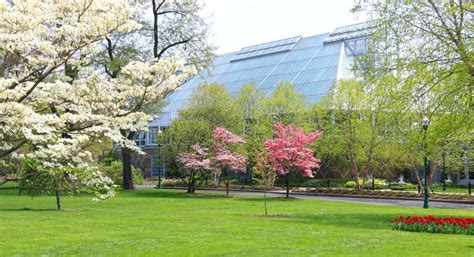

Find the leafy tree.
[
  {"left": 313, "top": 79, "right": 395, "bottom": 189},
  {"left": 19, "top": 159, "right": 115, "bottom": 210},
  {"left": 263, "top": 123, "right": 323, "bottom": 198},
  {"left": 261, "top": 82, "right": 308, "bottom": 127},
  {"left": 236, "top": 83, "right": 267, "bottom": 171},
  {"left": 352, "top": 1, "right": 473, "bottom": 187},
  {"left": 354, "top": 0, "right": 472, "bottom": 111}
]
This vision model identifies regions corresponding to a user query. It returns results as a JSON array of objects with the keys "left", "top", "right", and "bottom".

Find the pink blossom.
[
  {"left": 211, "top": 127, "right": 246, "bottom": 172},
  {"left": 214, "top": 149, "right": 246, "bottom": 171},
  {"left": 213, "top": 127, "right": 245, "bottom": 145},
  {"left": 178, "top": 145, "right": 212, "bottom": 171},
  {"left": 264, "top": 123, "right": 323, "bottom": 177}
]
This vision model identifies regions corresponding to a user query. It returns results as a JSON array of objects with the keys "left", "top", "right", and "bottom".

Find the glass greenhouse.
[{"left": 134, "top": 21, "right": 373, "bottom": 177}]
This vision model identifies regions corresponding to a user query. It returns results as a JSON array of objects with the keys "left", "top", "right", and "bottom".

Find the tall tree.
[
  {"left": 353, "top": 0, "right": 473, "bottom": 188},
  {"left": 261, "top": 82, "right": 308, "bottom": 126},
  {"left": 236, "top": 83, "right": 267, "bottom": 170},
  {"left": 313, "top": 79, "right": 397, "bottom": 189},
  {"left": 97, "top": 0, "right": 213, "bottom": 189},
  {"left": 353, "top": 0, "right": 472, "bottom": 138}
]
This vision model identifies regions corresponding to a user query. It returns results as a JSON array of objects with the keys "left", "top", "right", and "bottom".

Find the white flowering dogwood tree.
[{"left": 0, "top": 0, "right": 195, "bottom": 209}]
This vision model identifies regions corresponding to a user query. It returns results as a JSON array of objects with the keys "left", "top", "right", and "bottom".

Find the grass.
[
  {"left": 403, "top": 186, "right": 471, "bottom": 194},
  {"left": 0, "top": 188, "right": 473, "bottom": 257}
]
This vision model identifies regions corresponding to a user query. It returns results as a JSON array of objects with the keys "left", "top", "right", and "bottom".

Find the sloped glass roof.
[{"left": 158, "top": 22, "right": 370, "bottom": 125}]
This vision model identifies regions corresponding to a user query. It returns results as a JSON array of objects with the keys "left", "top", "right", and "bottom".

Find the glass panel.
[
  {"left": 293, "top": 33, "right": 327, "bottom": 50},
  {"left": 316, "top": 42, "right": 342, "bottom": 56},
  {"left": 281, "top": 47, "right": 320, "bottom": 62},
  {"left": 304, "top": 54, "right": 339, "bottom": 70},
  {"left": 259, "top": 74, "right": 297, "bottom": 89},
  {"left": 134, "top": 132, "right": 147, "bottom": 146},
  {"left": 232, "top": 36, "right": 302, "bottom": 61}
]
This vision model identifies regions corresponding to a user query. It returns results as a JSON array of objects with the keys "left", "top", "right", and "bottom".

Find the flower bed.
[{"left": 392, "top": 215, "right": 474, "bottom": 235}]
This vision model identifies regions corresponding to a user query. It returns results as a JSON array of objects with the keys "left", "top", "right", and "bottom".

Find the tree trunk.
[
  {"left": 187, "top": 171, "right": 195, "bottom": 193},
  {"left": 225, "top": 174, "right": 230, "bottom": 196},
  {"left": 285, "top": 174, "right": 290, "bottom": 198},
  {"left": 55, "top": 190, "right": 61, "bottom": 210},
  {"left": 122, "top": 147, "right": 134, "bottom": 190},
  {"left": 264, "top": 175, "right": 268, "bottom": 216}
]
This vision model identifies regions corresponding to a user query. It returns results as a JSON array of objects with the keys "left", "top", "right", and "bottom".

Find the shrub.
[
  {"left": 345, "top": 178, "right": 386, "bottom": 189},
  {"left": 345, "top": 181, "right": 357, "bottom": 188},
  {"left": 390, "top": 183, "right": 417, "bottom": 191},
  {"left": 392, "top": 216, "right": 474, "bottom": 235},
  {"left": 100, "top": 161, "right": 144, "bottom": 186}
]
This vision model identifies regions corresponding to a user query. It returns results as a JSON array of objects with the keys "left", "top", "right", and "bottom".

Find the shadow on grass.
[
  {"left": 120, "top": 189, "right": 238, "bottom": 200},
  {"left": 0, "top": 207, "right": 56, "bottom": 212},
  {"left": 0, "top": 208, "right": 90, "bottom": 212}
]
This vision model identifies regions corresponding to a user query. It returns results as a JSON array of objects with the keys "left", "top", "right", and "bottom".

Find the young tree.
[
  {"left": 0, "top": 1, "right": 194, "bottom": 206},
  {"left": 211, "top": 127, "right": 246, "bottom": 196},
  {"left": 178, "top": 144, "right": 211, "bottom": 193},
  {"left": 254, "top": 150, "right": 276, "bottom": 216},
  {"left": 264, "top": 123, "right": 323, "bottom": 198}
]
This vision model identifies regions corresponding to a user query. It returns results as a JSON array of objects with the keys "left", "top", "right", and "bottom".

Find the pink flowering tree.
[
  {"left": 211, "top": 127, "right": 246, "bottom": 195},
  {"left": 264, "top": 123, "right": 323, "bottom": 198},
  {"left": 178, "top": 145, "right": 212, "bottom": 193}
]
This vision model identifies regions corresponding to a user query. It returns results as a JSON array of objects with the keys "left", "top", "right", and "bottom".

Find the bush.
[
  {"left": 390, "top": 183, "right": 417, "bottom": 191},
  {"left": 162, "top": 179, "right": 187, "bottom": 187},
  {"left": 345, "top": 181, "right": 357, "bottom": 188},
  {"left": 345, "top": 178, "right": 387, "bottom": 189},
  {"left": 100, "top": 161, "right": 144, "bottom": 186}
]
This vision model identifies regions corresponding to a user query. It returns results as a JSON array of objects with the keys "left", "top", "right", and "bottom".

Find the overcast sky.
[{"left": 203, "top": 0, "right": 367, "bottom": 54}]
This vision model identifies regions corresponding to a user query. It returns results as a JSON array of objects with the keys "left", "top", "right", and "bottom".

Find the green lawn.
[{"left": 1, "top": 188, "right": 473, "bottom": 257}]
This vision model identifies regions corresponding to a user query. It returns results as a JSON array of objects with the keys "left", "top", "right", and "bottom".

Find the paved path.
[
  {"left": 137, "top": 185, "right": 474, "bottom": 210},
  {"left": 216, "top": 190, "right": 474, "bottom": 210}
]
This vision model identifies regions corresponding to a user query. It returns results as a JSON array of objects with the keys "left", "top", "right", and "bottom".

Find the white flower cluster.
[
  {"left": 0, "top": 1, "right": 196, "bottom": 200},
  {"left": 85, "top": 170, "right": 116, "bottom": 204}
]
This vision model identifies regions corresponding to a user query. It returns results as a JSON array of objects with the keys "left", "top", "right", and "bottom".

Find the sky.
[{"left": 203, "top": 0, "right": 367, "bottom": 54}]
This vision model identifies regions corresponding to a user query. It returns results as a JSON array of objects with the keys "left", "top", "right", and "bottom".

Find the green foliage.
[
  {"left": 19, "top": 159, "right": 86, "bottom": 197},
  {"left": 159, "top": 83, "right": 242, "bottom": 180},
  {"left": 298, "top": 178, "right": 349, "bottom": 188},
  {"left": 345, "top": 178, "right": 386, "bottom": 189},
  {"left": 261, "top": 82, "right": 308, "bottom": 127},
  {"left": 389, "top": 184, "right": 417, "bottom": 191},
  {"left": 100, "top": 161, "right": 144, "bottom": 186},
  {"left": 18, "top": 158, "right": 115, "bottom": 208}
]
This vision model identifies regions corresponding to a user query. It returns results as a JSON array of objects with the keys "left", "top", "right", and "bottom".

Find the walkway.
[{"left": 136, "top": 185, "right": 474, "bottom": 210}]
